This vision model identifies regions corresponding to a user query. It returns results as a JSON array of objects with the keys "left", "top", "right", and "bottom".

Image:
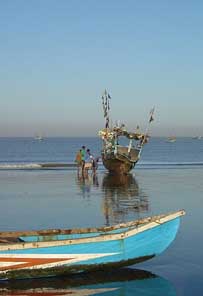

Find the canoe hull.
[{"left": 0, "top": 211, "right": 184, "bottom": 280}]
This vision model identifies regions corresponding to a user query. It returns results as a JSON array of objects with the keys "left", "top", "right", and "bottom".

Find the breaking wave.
[
  {"left": 0, "top": 163, "right": 42, "bottom": 170},
  {"left": 0, "top": 161, "right": 203, "bottom": 170}
]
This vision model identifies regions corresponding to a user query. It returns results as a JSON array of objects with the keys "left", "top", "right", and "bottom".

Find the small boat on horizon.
[
  {"left": 99, "top": 91, "right": 154, "bottom": 174},
  {"left": 0, "top": 209, "right": 185, "bottom": 280},
  {"left": 166, "top": 136, "right": 176, "bottom": 143},
  {"left": 34, "top": 135, "right": 44, "bottom": 141},
  {"left": 192, "top": 136, "right": 202, "bottom": 140}
]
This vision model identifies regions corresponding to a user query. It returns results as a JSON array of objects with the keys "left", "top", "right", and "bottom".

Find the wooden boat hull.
[
  {"left": 102, "top": 146, "right": 140, "bottom": 174},
  {"left": 0, "top": 210, "right": 185, "bottom": 280},
  {"left": 102, "top": 157, "right": 135, "bottom": 174}
]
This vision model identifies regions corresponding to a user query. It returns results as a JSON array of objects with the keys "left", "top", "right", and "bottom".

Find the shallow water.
[{"left": 0, "top": 137, "right": 203, "bottom": 295}]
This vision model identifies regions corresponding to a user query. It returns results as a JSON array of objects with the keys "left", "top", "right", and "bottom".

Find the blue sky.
[{"left": 0, "top": 0, "right": 203, "bottom": 136}]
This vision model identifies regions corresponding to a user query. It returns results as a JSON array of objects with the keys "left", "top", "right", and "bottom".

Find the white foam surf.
[
  {"left": 0, "top": 163, "right": 42, "bottom": 170},
  {"left": 0, "top": 161, "right": 203, "bottom": 170}
]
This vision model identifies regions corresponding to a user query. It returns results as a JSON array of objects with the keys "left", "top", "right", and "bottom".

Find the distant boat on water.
[
  {"left": 34, "top": 135, "right": 44, "bottom": 141},
  {"left": 192, "top": 136, "right": 202, "bottom": 140},
  {"left": 166, "top": 136, "right": 176, "bottom": 143}
]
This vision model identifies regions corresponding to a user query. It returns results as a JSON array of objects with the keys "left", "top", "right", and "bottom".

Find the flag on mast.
[
  {"left": 101, "top": 90, "right": 111, "bottom": 128},
  {"left": 149, "top": 107, "right": 155, "bottom": 123}
]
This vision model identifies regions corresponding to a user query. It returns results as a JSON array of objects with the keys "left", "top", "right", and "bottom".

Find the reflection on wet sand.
[
  {"left": 75, "top": 172, "right": 149, "bottom": 225},
  {"left": 0, "top": 268, "right": 176, "bottom": 296},
  {"left": 102, "top": 173, "right": 149, "bottom": 225},
  {"left": 76, "top": 172, "right": 99, "bottom": 198}
]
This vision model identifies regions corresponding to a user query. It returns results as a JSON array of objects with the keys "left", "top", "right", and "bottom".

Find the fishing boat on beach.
[
  {"left": 99, "top": 91, "right": 154, "bottom": 174},
  {"left": 0, "top": 210, "right": 185, "bottom": 280}
]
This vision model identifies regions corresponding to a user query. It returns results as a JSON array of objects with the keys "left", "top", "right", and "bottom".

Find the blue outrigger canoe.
[{"left": 0, "top": 210, "right": 185, "bottom": 279}]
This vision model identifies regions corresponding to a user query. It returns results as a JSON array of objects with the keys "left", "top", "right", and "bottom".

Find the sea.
[{"left": 0, "top": 137, "right": 203, "bottom": 295}]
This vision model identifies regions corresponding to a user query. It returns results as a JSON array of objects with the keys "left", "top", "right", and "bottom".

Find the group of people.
[{"left": 75, "top": 146, "right": 99, "bottom": 175}]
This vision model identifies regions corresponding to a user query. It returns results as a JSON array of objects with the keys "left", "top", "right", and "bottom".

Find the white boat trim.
[{"left": 0, "top": 253, "right": 118, "bottom": 272}]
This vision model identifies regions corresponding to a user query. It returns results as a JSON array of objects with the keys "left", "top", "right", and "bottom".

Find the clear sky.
[{"left": 0, "top": 0, "right": 203, "bottom": 137}]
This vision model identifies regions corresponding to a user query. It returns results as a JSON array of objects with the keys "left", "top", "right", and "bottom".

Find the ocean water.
[
  {"left": 0, "top": 137, "right": 203, "bottom": 295},
  {"left": 0, "top": 136, "right": 203, "bottom": 166}
]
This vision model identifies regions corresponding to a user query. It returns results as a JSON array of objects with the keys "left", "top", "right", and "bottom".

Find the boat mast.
[
  {"left": 102, "top": 90, "right": 111, "bottom": 129},
  {"left": 138, "top": 107, "right": 155, "bottom": 158}
]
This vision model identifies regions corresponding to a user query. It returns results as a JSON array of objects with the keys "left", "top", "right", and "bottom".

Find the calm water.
[{"left": 0, "top": 137, "right": 203, "bottom": 295}]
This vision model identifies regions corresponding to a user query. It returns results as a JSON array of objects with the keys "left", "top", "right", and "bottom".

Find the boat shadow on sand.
[{"left": 0, "top": 268, "right": 176, "bottom": 295}]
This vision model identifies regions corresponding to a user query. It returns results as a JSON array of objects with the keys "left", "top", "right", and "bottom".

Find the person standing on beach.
[
  {"left": 80, "top": 146, "right": 86, "bottom": 172},
  {"left": 84, "top": 149, "right": 93, "bottom": 173},
  {"left": 75, "top": 149, "right": 82, "bottom": 173}
]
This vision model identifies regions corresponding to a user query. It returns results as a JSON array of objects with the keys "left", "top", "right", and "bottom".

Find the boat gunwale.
[
  {"left": 0, "top": 210, "right": 184, "bottom": 238},
  {"left": 0, "top": 210, "right": 185, "bottom": 251}
]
